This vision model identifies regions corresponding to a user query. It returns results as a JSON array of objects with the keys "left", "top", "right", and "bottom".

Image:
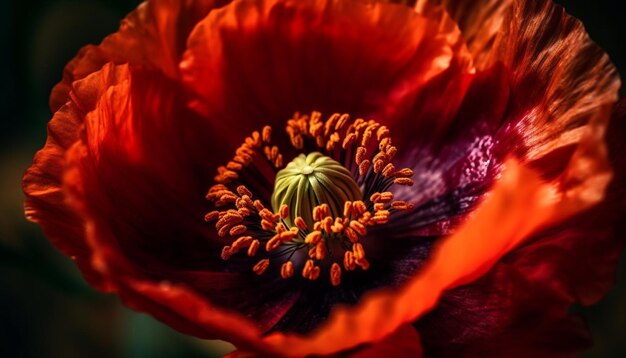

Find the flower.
[{"left": 23, "top": 0, "right": 624, "bottom": 356}]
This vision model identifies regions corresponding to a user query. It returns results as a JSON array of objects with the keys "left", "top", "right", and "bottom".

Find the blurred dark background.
[{"left": 1, "top": 0, "right": 624, "bottom": 357}]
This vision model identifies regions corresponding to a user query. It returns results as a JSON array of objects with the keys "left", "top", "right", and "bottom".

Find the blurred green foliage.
[{"left": 1, "top": 0, "right": 624, "bottom": 357}]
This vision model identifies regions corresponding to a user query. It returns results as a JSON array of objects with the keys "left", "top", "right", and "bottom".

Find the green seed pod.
[{"left": 272, "top": 152, "right": 362, "bottom": 228}]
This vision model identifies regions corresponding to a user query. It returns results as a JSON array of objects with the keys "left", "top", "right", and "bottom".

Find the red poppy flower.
[{"left": 23, "top": 0, "right": 625, "bottom": 356}]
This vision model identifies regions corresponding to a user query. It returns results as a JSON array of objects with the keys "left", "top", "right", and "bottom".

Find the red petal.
[
  {"left": 490, "top": 0, "right": 619, "bottom": 166},
  {"left": 422, "top": 0, "right": 513, "bottom": 68},
  {"left": 349, "top": 324, "right": 423, "bottom": 358},
  {"left": 258, "top": 159, "right": 583, "bottom": 355},
  {"left": 50, "top": 0, "right": 227, "bottom": 111},
  {"left": 181, "top": 0, "right": 473, "bottom": 141},
  {"left": 22, "top": 64, "right": 132, "bottom": 290}
]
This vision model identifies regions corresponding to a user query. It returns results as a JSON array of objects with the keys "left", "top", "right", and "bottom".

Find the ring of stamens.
[{"left": 205, "top": 112, "right": 414, "bottom": 286}]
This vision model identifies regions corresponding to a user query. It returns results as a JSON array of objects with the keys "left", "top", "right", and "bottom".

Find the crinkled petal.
[
  {"left": 258, "top": 159, "right": 600, "bottom": 355},
  {"left": 59, "top": 63, "right": 302, "bottom": 335},
  {"left": 180, "top": 0, "right": 473, "bottom": 143},
  {"left": 50, "top": 0, "right": 228, "bottom": 111},
  {"left": 488, "top": 0, "right": 619, "bottom": 168},
  {"left": 22, "top": 64, "right": 133, "bottom": 289},
  {"left": 417, "top": 0, "right": 512, "bottom": 69}
]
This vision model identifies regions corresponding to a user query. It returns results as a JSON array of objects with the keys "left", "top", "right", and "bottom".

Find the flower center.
[
  {"left": 272, "top": 152, "right": 362, "bottom": 229},
  {"left": 204, "top": 112, "right": 415, "bottom": 285}
]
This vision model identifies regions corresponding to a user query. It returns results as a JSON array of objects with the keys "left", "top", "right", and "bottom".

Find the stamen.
[
  {"left": 253, "top": 259, "right": 270, "bottom": 275},
  {"left": 205, "top": 111, "right": 415, "bottom": 285},
  {"left": 330, "top": 263, "right": 342, "bottom": 286},
  {"left": 281, "top": 261, "right": 294, "bottom": 278}
]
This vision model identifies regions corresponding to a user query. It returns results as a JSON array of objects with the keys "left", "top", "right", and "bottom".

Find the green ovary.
[{"left": 271, "top": 152, "right": 362, "bottom": 228}]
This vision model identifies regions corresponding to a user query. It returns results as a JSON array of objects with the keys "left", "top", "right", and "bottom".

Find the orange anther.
[
  {"left": 262, "top": 126, "right": 272, "bottom": 143},
  {"left": 309, "top": 266, "right": 320, "bottom": 280},
  {"left": 315, "top": 241, "right": 326, "bottom": 260},
  {"left": 358, "top": 160, "right": 371, "bottom": 176},
  {"left": 355, "top": 146, "right": 367, "bottom": 165},
  {"left": 247, "top": 240, "right": 260, "bottom": 256},
  {"left": 261, "top": 219, "right": 275, "bottom": 231},
  {"left": 302, "top": 259, "right": 314, "bottom": 278},
  {"left": 253, "top": 200, "right": 265, "bottom": 211},
  {"left": 229, "top": 224, "right": 247, "bottom": 236},
  {"left": 221, "top": 246, "right": 231, "bottom": 260},
  {"left": 279, "top": 204, "right": 289, "bottom": 219},
  {"left": 281, "top": 261, "right": 294, "bottom": 278},
  {"left": 330, "top": 263, "right": 342, "bottom": 286},
  {"left": 253, "top": 259, "right": 270, "bottom": 275},
  {"left": 391, "top": 201, "right": 415, "bottom": 211},
  {"left": 237, "top": 185, "right": 252, "bottom": 197},
  {"left": 349, "top": 220, "right": 367, "bottom": 236},
  {"left": 336, "top": 114, "right": 350, "bottom": 131},
  {"left": 294, "top": 216, "right": 307, "bottom": 230},
  {"left": 231, "top": 236, "right": 253, "bottom": 251},
  {"left": 394, "top": 177, "right": 414, "bottom": 186},
  {"left": 344, "top": 227, "right": 359, "bottom": 243},
  {"left": 353, "top": 243, "right": 365, "bottom": 260},
  {"left": 344, "top": 251, "right": 356, "bottom": 271},
  {"left": 382, "top": 163, "right": 396, "bottom": 177},
  {"left": 379, "top": 192, "right": 394, "bottom": 202},
  {"left": 204, "top": 211, "right": 220, "bottom": 222},
  {"left": 266, "top": 236, "right": 282, "bottom": 252},
  {"left": 342, "top": 133, "right": 356, "bottom": 149},
  {"left": 356, "top": 258, "right": 370, "bottom": 270},
  {"left": 305, "top": 231, "right": 322, "bottom": 245},
  {"left": 394, "top": 168, "right": 414, "bottom": 177},
  {"left": 343, "top": 201, "right": 353, "bottom": 217}
]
